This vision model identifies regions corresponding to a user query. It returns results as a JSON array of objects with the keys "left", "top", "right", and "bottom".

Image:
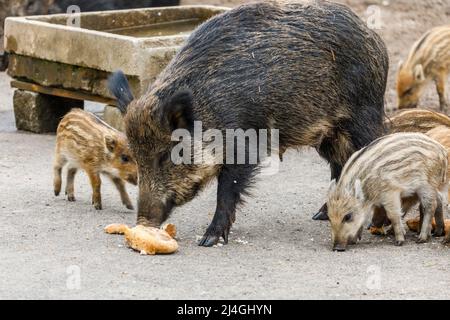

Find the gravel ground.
[{"left": 0, "top": 0, "right": 450, "bottom": 300}]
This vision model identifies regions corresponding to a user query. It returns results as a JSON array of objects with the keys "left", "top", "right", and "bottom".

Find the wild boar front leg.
[
  {"left": 313, "top": 163, "right": 343, "bottom": 220},
  {"left": 199, "top": 165, "right": 255, "bottom": 247},
  {"left": 313, "top": 136, "right": 345, "bottom": 221},
  {"left": 436, "top": 71, "right": 448, "bottom": 113},
  {"left": 86, "top": 169, "right": 102, "bottom": 210},
  {"left": 111, "top": 177, "right": 134, "bottom": 210},
  {"left": 383, "top": 195, "right": 405, "bottom": 246}
]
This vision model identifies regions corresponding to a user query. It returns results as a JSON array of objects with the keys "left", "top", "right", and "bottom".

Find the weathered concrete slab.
[
  {"left": 13, "top": 89, "right": 83, "bottom": 133},
  {"left": 4, "top": 6, "right": 228, "bottom": 79},
  {"left": 8, "top": 54, "right": 141, "bottom": 98},
  {"left": 5, "top": 5, "right": 228, "bottom": 133}
]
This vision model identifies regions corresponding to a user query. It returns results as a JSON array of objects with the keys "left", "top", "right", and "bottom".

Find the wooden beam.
[{"left": 10, "top": 80, "right": 117, "bottom": 106}]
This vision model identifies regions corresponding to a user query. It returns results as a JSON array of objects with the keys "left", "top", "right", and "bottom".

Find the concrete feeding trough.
[{"left": 4, "top": 5, "right": 228, "bottom": 133}]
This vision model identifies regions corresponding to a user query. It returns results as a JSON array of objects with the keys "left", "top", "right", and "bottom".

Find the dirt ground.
[{"left": 1, "top": 0, "right": 450, "bottom": 299}]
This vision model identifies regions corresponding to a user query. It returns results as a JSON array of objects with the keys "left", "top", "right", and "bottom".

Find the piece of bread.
[
  {"left": 125, "top": 225, "right": 178, "bottom": 255},
  {"left": 162, "top": 223, "right": 177, "bottom": 238},
  {"left": 406, "top": 217, "right": 450, "bottom": 235},
  {"left": 105, "top": 223, "right": 178, "bottom": 255}
]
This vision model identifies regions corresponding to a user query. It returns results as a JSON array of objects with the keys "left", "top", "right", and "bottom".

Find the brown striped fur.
[
  {"left": 387, "top": 109, "right": 450, "bottom": 134},
  {"left": 426, "top": 125, "right": 450, "bottom": 246},
  {"left": 327, "top": 133, "right": 448, "bottom": 251},
  {"left": 397, "top": 25, "right": 450, "bottom": 110},
  {"left": 427, "top": 125, "right": 450, "bottom": 199},
  {"left": 53, "top": 109, "right": 137, "bottom": 210}
]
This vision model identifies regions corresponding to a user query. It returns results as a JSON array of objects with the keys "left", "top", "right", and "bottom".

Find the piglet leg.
[
  {"left": 111, "top": 177, "right": 134, "bottom": 210},
  {"left": 384, "top": 196, "right": 405, "bottom": 246},
  {"left": 433, "top": 196, "right": 445, "bottom": 237},
  {"left": 65, "top": 168, "right": 77, "bottom": 202},
  {"left": 436, "top": 71, "right": 448, "bottom": 113},
  {"left": 53, "top": 153, "right": 66, "bottom": 196},
  {"left": 417, "top": 195, "right": 437, "bottom": 243},
  {"left": 86, "top": 169, "right": 102, "bottom": 210}
]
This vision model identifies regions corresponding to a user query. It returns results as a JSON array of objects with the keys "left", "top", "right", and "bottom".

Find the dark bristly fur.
[{"left": 109, "top": 0, "right": 389, "bottom": 247}]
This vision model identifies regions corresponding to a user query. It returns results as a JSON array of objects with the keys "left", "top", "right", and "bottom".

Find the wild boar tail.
[{"left": 108, "top": 70, "right": 134, "bottom": 114}]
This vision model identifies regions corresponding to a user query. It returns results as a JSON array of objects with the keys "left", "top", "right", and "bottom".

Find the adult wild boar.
[{"left": 109, "top": 0, "right": 389, "bottom": 247}]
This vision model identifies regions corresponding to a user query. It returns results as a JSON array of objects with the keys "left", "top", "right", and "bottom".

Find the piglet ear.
[
  {"left": 414, "top": 64, "right": 425, "bottom": 82},
  {"left": 104, "top": 135, "right": 117, "bottom": 153},
  {"left": 328, "top": 179, "right": 337, "bottom": 195},
  {"left": 354, "top": 179, "right": 364, "bottom": 201},
  {"left": 108, "top": 70, "right": 134, "bottom": 114},
  {"left": 161, "top": 89, "right": 194, "bottom": 131}
]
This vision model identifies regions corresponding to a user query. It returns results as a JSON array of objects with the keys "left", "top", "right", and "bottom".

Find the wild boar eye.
[
  {"left": 159, "top": 152, "right": 170, "bottom": 166},
  {"left": 121, "top": 155, "right": 130, "bottom": 163},
  {"left": 343, "top": 213, "right": 353, "bottom": 223}
]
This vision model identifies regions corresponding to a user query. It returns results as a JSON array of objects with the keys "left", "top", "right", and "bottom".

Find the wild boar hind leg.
[{"left": 198, "top": 164, "right": 256, "bottom": 247}]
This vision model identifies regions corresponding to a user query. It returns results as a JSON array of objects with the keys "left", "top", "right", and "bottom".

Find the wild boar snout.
[{"left": 136, "top": 181, "right": 174, "bottom": 227}]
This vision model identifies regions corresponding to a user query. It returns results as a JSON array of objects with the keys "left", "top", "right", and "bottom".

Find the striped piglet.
[
  {"left": 397, "top": 25, "right": 450, "bottom": 111},
  {"left": 327, "top": 132, "right": 448, "bottom": 251},
  {"left": 53, "top": 109, "right": 138, "bottom": 210}
]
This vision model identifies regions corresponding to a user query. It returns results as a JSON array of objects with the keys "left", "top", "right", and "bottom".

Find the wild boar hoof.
[
  {"left": 125, "top": 203, "right": 135, "bottom": 210},
  {"left": 199, "top": 220, "right": 231, "bottom": 247},
  {"left": 198, "top": 234, "right": 221, "bottom": 247},
  {"left": 67, "top": 195, "right": 76, "bottom": 202}
]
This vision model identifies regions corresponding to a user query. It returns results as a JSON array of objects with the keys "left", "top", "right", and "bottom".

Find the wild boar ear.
[
  {"left": 108, "top": 70, "right": 134, "bottom": 114},
  {"left": 354, "top": 179, "right": 364, "bottom": 201},
  {"left": 414, "top": 64, "right": 425, "bottom": 82},
  {"left": 161, "top": 89, "right": 194, "bottom": 131},
  {"left": 328, "top": 179, "right": 337, "bottom": 195},
  {"left": 104, "top": 135, "right": 117, "bottom": 153}
]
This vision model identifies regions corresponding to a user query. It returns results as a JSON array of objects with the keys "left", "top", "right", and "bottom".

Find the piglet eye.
[
  {"left": 403, "top": 88, "right": 413, "bottom": 96},
  {"left": 343, "top": 213, "right": 353, "bottom": 223},
  {"left": 121, "top": 155, "right": 130, "bottom": 163}
]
